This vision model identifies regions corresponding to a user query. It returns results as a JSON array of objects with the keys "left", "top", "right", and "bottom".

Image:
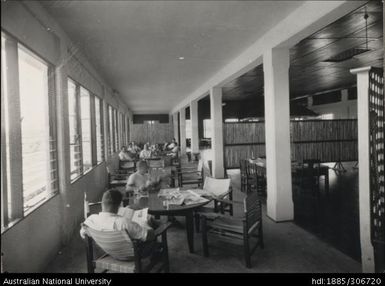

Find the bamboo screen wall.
[
  {"left": 224, "top": 119, "right": 358, "bottom": 168},
  {"left": 130, "top": 122, "right": 173, "bottom": 144}
]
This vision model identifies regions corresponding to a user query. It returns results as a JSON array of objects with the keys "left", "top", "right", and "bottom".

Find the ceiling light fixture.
[{"left": 178, "top": 56, "right": 185, "bottom": 60}]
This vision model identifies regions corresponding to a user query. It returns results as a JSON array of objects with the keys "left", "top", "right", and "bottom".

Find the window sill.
[
  {"left": 1, "top": 192, "right": 59, "bottom": 235},
  {"left": 70, "top": 162, "right": 105, "bottom": 185}
]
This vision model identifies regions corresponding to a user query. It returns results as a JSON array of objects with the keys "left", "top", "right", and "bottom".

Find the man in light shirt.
[
  {"left": 119, "top": 146, "right": 134, "bottom": 161},
  {"left": 126, "top": 160, "right": 160, "bottom": 195},
  {"left": 80, "top": 189, "right": 155, "bottom": 241}
]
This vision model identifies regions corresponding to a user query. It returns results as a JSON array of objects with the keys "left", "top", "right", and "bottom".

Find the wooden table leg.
[{"left": 185, "top": 212, "right": 194, "bottom": 253}]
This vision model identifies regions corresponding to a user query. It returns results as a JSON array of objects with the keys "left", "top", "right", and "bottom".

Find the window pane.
[
  {"left": 203, "top": 119, "right": 212, "bottom": 138},
  {"left": 1, "top": 34, "right": 11, "bottom": 225},
  {"left": 95, "top": 97, "right": 103, "bottom": 163},
  {"left": 67, "top": 79, "right": 81, "bottom": 180},
  {"left": 18, "top": 46, "right": 51, "bottom": 211},
  {"left": 80, "top": 87, "right": 92, "bottom": 171},
  {"left": 114, "top": 109, "right": 118, "bottom": 151},
  {"left": 186, "top": 119, "right": 192, "bottom": 139},
  {"left": 109, "top": 105, "right": 113, "bottom": 155}
]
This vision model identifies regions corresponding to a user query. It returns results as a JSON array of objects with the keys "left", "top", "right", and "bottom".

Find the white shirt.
[
  {"left": 80, "top": 209, "right": 149, "bottom": 241},
  {"left": 139, "top": 150, "right": 152, "bottom": 159},
  {"left": 126, "top": 171, "right": 151, "bottom": 193},
  {"left": 119, "top": 151, "right": 133, "bottom": 161}
]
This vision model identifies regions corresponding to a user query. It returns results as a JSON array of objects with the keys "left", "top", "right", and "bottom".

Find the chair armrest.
[
  {"left": 213, "top": 197, "right": 242, "bottom": 206},
  {"left": 154, "top": 222, "right": 172, "bottom": 237},
  {"left": 199, "top": 211, "right": 245, "bottom": 221}
]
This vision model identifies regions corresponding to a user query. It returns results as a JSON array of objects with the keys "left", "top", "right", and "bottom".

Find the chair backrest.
[
  {"left": 120, "top": 160, "right": 136, "bottom": 170},
  {"left": 84, "top": 226, "right": 135, "bottom": 260},
  {"left": 240, "top": 159, "right": 247, "bottom": 175},
  {"left": 246, "top": 161, "right": 257, "bottom": 176},
  {"left": 148, "top": 159, "right": 165, "bottom": 169},
  {"left": 243, "top": 191, "right": 262, "bottom": 230},
  {"left": 203, "top": 177, "right": 231, "bottom": 197}
]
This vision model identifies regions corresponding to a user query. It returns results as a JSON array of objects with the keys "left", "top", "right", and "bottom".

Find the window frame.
[
  {"left": 67, "top": 78, "right": 103, "bottom": 182},
  {"left": 1, "top": 32, "right": 59, "bottom": 230}
]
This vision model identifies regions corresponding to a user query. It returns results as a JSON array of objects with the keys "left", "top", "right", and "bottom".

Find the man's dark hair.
[
  {"left": 102, "top": 189, "right": 123, "bottom": 213},
  {"left": 136, "top": 160, "right": 148, "bottom": 169}
]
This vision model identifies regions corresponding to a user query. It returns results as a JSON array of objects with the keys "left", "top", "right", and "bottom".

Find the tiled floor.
[{"left": 44, "top": 160, "right": 361, "bottom": 273}]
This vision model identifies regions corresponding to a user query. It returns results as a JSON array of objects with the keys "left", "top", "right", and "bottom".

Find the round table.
[{"left": 129, "top": 190, "right": 211, "bottom": 253}]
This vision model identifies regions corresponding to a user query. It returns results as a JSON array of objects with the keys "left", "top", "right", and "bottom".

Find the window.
[
  {"left": 185, "top": 119, "right": 192, "bottom": 139},
  {"left": 68, "top": 79, "right": 81, "bottom": 180},
  {"left": 318, "top": 113, "right": 334, "bottom": 120},
  {"left": 18, "top": 45, "right": 57, "bottom": 212},
  {"left": 67, "top": 79, "right": 98, "bottom": 180},
  {"left": 1, "top": 32, "right": 58, "bottom": 227},
  {"left": 95, "top": 96, "right": 104, "bottom": 163},
  {"left": 225, "top": 118, "right": 239, "bottom": 123},
  {"left": 108, "top": 105, "right": 114, "bottom": 155},
  {"left": 114, "top": 109, "right": 119, "bottom": 151},
  {"left": 80, "top": 87, "right": 92, "bottom": 172},
  {"left": 122, "top": 113, "right": 126, "bottom": 146},
  {"left": 203, "top": 119, "right": 212, "bottom": 138}
]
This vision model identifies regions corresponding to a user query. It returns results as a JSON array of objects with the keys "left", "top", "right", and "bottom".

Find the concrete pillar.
[
  {"left": 179, "top": 108, "right": 187, "bottom": 155},
  {"left": 172, "top": 113, "right": 179, "bottom": 143},
  {"left": 263, "top": 47, "right": 293, "bottom": 222},
  {"left": 210, "top": 87, "right": 225, "bottom": 178},
  {"left": 190, "top": 100, "right": 199, "bottom": 153},
  {"left": 350, "top": 67, "right": 375, "bottom": 273}
]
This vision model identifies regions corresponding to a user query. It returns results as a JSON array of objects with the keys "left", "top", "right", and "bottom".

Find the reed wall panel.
[
  {"left": 130, "top": 122, "right": 173, "bottom": 144},
  {"left": 224, "top": 120, "right": 358, "bottom": 168}
]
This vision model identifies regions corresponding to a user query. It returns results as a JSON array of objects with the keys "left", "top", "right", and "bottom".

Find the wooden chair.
[
  {"left": 177, "top": 159, "right": 204, "bottom": 187},
  {"left": 107, "top": 166, "right": 132, "bottom": 189},
  {"left": 239, "top": 159, "right": 248, "bottom": 193},
  {"left": 194, "top": 177, "right": 233, "bottom": 232},
  {"left": 119, "top": 160, "right": 136, "bottom": 173},
  {"left": 200, "top": 191, "right": 264, "bottom": 268},
  {"left": 147, "top": 159, "right": 165, "bottom": 169},
  {"left": 82, "top": 200, "right": 171, "bottom": 273},
  {"left": 300, "top": 159, "right": 321, "bottom": 192},
  {"left": 83, "top": 223, "right": 171, "bottom": 273}
]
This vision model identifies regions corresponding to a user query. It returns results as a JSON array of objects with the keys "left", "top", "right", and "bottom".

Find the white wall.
[{"left": 1, "top": 1, "right": 128, "bottom": 272}]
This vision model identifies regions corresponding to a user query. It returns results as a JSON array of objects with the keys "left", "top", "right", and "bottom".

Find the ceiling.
[
  {"left": 41, "top": 0, "right": 304, "bottom": 113},
  {"left": 222, "top": 0, "right": 383, "bottom": 101}
]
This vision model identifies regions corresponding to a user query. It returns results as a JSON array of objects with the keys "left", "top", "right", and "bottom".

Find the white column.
[
  {"left": 190, "top": 100, "right": 199, "bottom": 153},
  {"left": 179, "top": 108, "right": 187, "bottom": 155},
  {"left": 210, "top": 87, "right": 225, "bottom": 178},
  {"left": 350, "top": 66, "right": 375, "bottom": 273},
  {"left": 172, "top": 112, "right": 179, "bottom": 143},
  {"left": 263, "top": 48, "right": 293, "bottom": 222}
]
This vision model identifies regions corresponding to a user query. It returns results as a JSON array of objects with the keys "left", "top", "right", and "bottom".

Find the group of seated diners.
[{"left": 118, "top": 139, "right": 179, "bottom": 161}]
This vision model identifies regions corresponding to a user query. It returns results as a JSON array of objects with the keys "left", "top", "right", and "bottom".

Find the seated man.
[
  {"left": 128, "top": 141, "right": 141, "bottom": 154},
  {"left": 126, "top": 160, "right": 160, "bottom": 196},
  {"left": 119, "top": 146, "right": 134, "bottom": 161},
  {"left": 166, "top": 138, "right": 177, "bottom": 150},
  {"left": 139, "top": 143, "right": 152, "bottom": 159},
  {"left": 80, "top": 189, "right": 155, "bottom": 241}
]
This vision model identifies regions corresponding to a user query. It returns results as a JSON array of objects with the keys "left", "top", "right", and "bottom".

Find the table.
[{"left": 129, "top": 189, "right": 211, "bottom": 253}]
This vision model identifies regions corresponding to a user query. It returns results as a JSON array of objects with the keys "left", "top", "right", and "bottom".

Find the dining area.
[
  {"left": 1, "top": 0, "right": 383, "bottom": 277},
  {"left": 43, "top": 152, "right": 361, "bottom": 273}
]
